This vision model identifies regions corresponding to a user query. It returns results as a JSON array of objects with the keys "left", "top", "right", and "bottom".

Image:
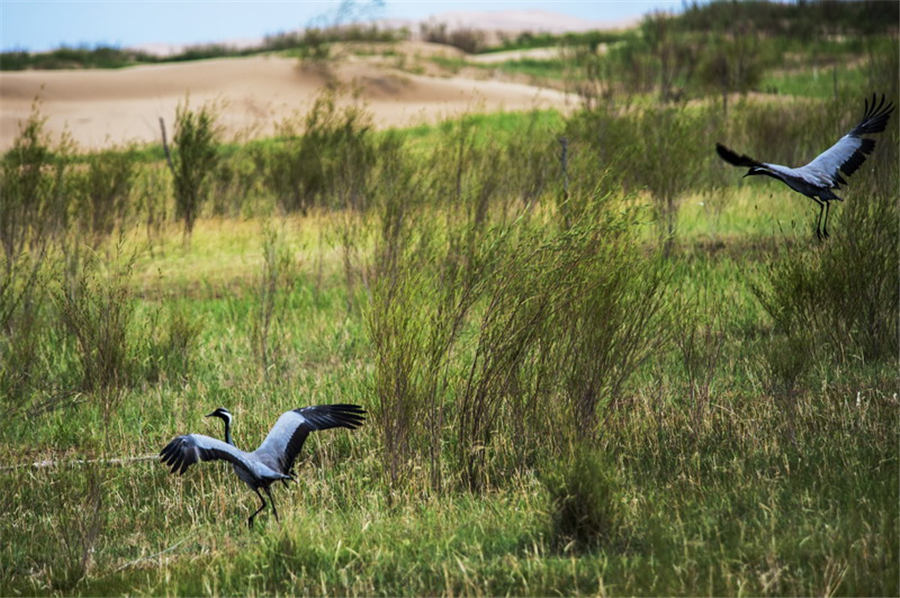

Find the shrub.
[
  {"left": 420, "top": 22, "right": 486, "bottom": 54},
  {"left": 0, "top": 251, "right": 52, "bottom": 408},
  {"left": 265, "top": 90, "right": 377, "bottom": 214},
  {"left": 368, "top": 131, "right": 672, "bottom": 492},
  {"left": 132, "top": 163, "right": 172, "bottom": 254},
  {"left": 73, "top": 148, "right": 135, "bottom": 244},
  {"left": 168, "top": 100, "right": 221, "bottom": 236},
  {"left": 551, "top": 215, "right": 671, "bottom": 437},
  {"left": 144, "top": 304, "right": 202, "bottom": 385},
  {"left": 544, "top": 447, "right": 627, "bottom": 551},
  {"left": 49, "top": 465, "right": 105, "bottom": 591},
  {"left": 565, "top": 103, "right": 722, "bottom": 253},
  {"left": 367, "top": 137, "right": 448, "bottom": 492},
  {"left": 55, "top": 247, "right": 138, "bottom": 397},
  {"left": 0, "top": 102, "right": 72, "bottom": 268}
]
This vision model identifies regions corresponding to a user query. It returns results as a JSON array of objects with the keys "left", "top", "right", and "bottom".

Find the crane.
[
  {"left": 716, "top": 94, "right": 894, "bottom": 239},
  {"left": 160, "top": 404, "right": 365, "bottom": 527}
]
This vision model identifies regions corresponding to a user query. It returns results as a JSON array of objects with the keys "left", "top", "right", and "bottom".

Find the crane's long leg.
[
  {"left": 822, "top": 201, "right": 831, "bottom": 239},
  {"left": 263, "top": 486, "right": 279, "bottom": 522},
  {"left": 248, "top": 489, "right": 267, "bottom": 528},
  {"left": 812, "top": 198, "right": 825, "bottom": 241}
]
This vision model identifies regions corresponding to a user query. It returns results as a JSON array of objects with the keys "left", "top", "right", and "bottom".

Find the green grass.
[
  {"left": 2, "top": 180, "right": 896, "bottom": 594},
  {"left": 425, "top": 55, "right": 572, "bottom": 85},
  {"left": 1, "top": 19, "right": 897, "bottom": 595},
  {"left": 495, "top": 58, "right": 571, "bottom": 81},
  {"left": 2, "top": 358, "right": 894, "bottom": 595},
  {"left": 759, "top": 64, "right": 870, "bottom": 99}
]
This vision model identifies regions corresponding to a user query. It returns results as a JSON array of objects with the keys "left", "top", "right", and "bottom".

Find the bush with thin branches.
[{"left": 170, "top": 100, "right": 221, "bottom": 236}]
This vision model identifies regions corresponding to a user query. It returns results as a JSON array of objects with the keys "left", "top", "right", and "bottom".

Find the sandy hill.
[
  {"left": 412, "top": 9, "right": 634, "bottom": 33},
  {"left": 0, "top": 45, "right": 576, "bottom": 151}
]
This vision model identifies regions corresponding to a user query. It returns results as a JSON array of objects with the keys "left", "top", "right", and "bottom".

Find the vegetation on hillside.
[{"left": 1, "top": 2, "right": 898, "bottom": 595}]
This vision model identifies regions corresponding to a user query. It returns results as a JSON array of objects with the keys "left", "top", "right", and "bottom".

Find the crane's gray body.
[
  {"left": 160, "top": 404, "right": 365, "bottom": 526},
  {"left": 759, "top": 163, "right": 842, "bottom": 200}
]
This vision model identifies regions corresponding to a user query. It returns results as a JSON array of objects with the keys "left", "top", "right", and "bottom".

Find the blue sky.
[{"left": 0, "top": 1, "right": 682, "bottom": 53}]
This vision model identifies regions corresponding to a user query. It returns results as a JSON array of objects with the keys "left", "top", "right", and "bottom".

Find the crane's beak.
[{"left": 205, "top": 411, "right": 216, "bottom": 418}]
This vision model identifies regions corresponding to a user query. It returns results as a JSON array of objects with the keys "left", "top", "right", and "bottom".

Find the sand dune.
[{"left": 0, "top": 50, "right": 575, "bottom": 151}]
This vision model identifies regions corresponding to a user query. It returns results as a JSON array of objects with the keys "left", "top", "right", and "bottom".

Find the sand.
[{"left": 0, "top": 47, "right": 576, "bottom": 151}]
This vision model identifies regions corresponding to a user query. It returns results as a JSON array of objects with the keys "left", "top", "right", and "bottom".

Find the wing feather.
[
  {"left": 804, "top": 94, "right": 893, "bottom": 185},
  {"left": 253, "top": 404, "right": 366, "bottom": 475},
  {"left": 715, "top": 143, "right": 762, "bottom": 167},
  {"left": 850, "top": 93, "right": 893, "bottom": 136},
  {"left": 159, "top": 433, "right": 255, "bottom": 476}
]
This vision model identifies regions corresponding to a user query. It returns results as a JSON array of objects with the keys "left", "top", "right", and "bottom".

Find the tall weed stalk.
[{"left": 250, "top": 223, "right": 299, "bottom": 377}]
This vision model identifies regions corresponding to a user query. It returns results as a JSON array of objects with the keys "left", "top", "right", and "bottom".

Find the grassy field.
[{"left": 2, "top": 4, "right": 899, "bottom": 596}]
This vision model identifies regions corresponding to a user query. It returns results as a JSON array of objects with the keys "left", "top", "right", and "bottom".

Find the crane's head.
[
  {"left": 205, "top": 407, "right": 232, "bottom": 423},
  {"left": 744, "top": 166, "right": 766, "bottom": 178}
]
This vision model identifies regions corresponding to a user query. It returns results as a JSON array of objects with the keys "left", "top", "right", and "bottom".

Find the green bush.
[
  {"left": 544, "top": 447, "right": 627, "bottom": 551},
  {"left": 249, "top": 224, "right": 299, "bottom": 376},
  {"left": 566, "top": 103, "right": 723, "bottom": 251},
  {"left": 368, "top": 122, "right": 671, "bottom": 492},
  {"left": 0, "top": 103, "right": 71, "bottom": 267},
  {"left": 55, "top": 249, "right": 139, "bottom": 396},
  {"left": 0, "top": 251, "right": 52, "bottom": 408},
  {"left": 169, "top": 101, "right": 221, "bottom": 235},
  {"left": 73, "top": 148, "right": 135, "bottom": 244},
  {"left": 264, "top": 90, "right": 377, "bottom": 214},
  {"left": 144, "top": 304, "right": 202, "bottom": 385}
]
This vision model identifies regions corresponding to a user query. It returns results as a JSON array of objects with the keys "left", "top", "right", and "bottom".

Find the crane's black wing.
[
  {"left": 804, "top": 93, "right": 894, "bottom": 186},
  {"left": 715, "top": 143, "right": 763, "bottom": 168},
  {"left": 160, "top": 433, "right": 255, "bottom": 476},
  {"left": 252, "top": 404, "right": 366, "bottom": 475}
]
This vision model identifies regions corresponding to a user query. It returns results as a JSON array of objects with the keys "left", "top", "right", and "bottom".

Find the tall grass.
[
  {"left": 0, "top": 34, "right": 897, "bottom": 595},
  {"left": 250, "top": 223, "right": 300, "bottom": 376},
  {"left": 368, "top": 123, "right": 672, "bottom": 493}
]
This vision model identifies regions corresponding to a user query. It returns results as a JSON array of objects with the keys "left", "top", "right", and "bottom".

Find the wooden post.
[{"left": 159, "top": 117, "right": 176, "bottom": 177}]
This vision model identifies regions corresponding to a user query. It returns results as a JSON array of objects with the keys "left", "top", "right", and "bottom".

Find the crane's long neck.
[{"left": 221, "top": 414, "right": 234, "bottom": 445}]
